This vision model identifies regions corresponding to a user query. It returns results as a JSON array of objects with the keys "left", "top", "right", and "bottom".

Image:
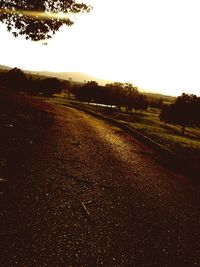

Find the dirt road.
[{"left": 1, "top": 96, "right": 200, "bottom": 267}]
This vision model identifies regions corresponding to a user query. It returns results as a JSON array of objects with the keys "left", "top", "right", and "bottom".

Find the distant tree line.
[
  {"left": 160, "top": 93, "right": 200, "bottom": 134},
  {"left": 1, "top": 68, "right": 200, "bottom": 135},
  {"left": 0, "top": 68, "right": 159, "bottom": 113},
  {"left": 72, "top": 81, "right": 148, "bottom": 113},
  {"left": 0, "top": 67, "right": 64, "bottom": 97}
]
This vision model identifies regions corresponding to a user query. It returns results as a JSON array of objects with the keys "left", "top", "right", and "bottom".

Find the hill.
[
  {"left": 0, "top": 64, "right": 176, "bottom": 101},
  {"left": 25, "top": 70, "right": 114, "bottom": 86},
  {"left": 144, "top": 92, "right": 176, "bottom": 104},
  {"left": 0, "top": 64, "right": 11, "bottom": 71}
]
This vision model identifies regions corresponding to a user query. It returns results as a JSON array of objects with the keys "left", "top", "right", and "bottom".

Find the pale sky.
[{"left": 0, "top": 0, "right": 200, "bottom": 96}]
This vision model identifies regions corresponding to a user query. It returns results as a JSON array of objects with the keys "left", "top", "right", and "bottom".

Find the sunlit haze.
[{"left": 1, "top": 0, "right": 200, "bottom": 96}]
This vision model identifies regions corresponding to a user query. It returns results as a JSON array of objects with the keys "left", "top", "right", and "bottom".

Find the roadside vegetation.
[{"left": 1, "top": 67, "right": 200, "bottom": 180}]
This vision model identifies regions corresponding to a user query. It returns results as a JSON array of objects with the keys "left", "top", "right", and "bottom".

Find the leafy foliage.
[
  {"left": 160, "top": 93, "right": 200, "bottom": 134},
  {"left": 38, "top": 77, "right": 62, "bottom": 96},
  {"left": 0, "top": 0, "right": 91, "bottom": 40},
  {"left": 1, "top": 68, "right": 63, "bottom": 96},
  {"left": 73, "top": 81, "right": 148, "bottom": 112},
  {"left": 106, "top": 82, "right": 148, "bottom": 112},
  {"left": 3, "top": 67, "right": 27, "bottom": 90}
]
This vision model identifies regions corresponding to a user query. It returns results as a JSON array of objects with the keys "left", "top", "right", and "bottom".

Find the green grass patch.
[{"left": 49, "top": 96, "right": 200, "bottom": 151}]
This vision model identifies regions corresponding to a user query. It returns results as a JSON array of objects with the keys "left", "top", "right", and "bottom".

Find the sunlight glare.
[
  {"left": 1, "top": 0, "right": 200, "bottom": 96},
  {"left": 0, "top": 8, "right": 74, "bottom": 21}
]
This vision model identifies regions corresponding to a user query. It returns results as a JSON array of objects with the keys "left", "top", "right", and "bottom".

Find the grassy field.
[{"left": 128, "top": 109, "right": 200, "bottom": 150}]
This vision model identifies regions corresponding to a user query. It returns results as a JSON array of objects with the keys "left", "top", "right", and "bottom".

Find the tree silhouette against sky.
[
  {"left": 160, "top": 93, "right": 200, "bottom": 135},
  {"left": 0, "top": 0, "right": 91, "bottom": 41}
]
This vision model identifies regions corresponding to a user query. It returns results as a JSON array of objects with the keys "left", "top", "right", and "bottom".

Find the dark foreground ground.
[{"left": 0, "top": 91, "right": 200, "bottom": 267}]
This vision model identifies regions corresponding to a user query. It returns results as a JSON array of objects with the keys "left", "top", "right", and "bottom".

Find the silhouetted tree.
[
  {"left": 84, "top": 81, "right": 99, "bottom": 103},
  {"left": 160, "top": 93, "right": 200, "bottom": 134},
  {"left": 105, "top": 82, "right": 148, "bottom": 113},
  {"left": 73, "top": 81, "right": 148, "bottom": 112},
  {"left": 0, "top": 1, "right": 91, "bottom": 40},
  {"left": 123, "top": 83, "right": 140, "bottom": 112},
  {"left": 134, "top": 94, "right": 148, "bottom": 113},
  {"left": 105, "top": 82, "right": 125, "bottom": 110},
  {"left": 4, "top": 67, "right": 27, "bottom": 90},
  {"left": 26, "top": 76, "right": 41, "bottom": 95},
  {"left": 62, "top": 80, "right": 71, "bottom": 98},
  {"left": 73, "top": 81, "right": 99, "bottom": 103},
  {"left": 94, "top": 86, "right": 114, "bottom": 105},
  {"left": 38, "top": 77, "right": 62, "bottom": 97}
]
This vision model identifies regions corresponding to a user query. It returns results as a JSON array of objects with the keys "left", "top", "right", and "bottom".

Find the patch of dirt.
[{"left": 0, "top": 89, "right": 54, "bottom": 183}]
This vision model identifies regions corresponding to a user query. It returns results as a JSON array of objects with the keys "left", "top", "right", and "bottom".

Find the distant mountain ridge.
[
  {"left": 0, "top": 64, "right": 175, "bottom": 99},
  {"left": 0, "top": 64, "right": 11, "bottom": 70},
  {"left": 0, "top": 64, "right": 114, "bottom": 85},
  {"left": 0, "top": 65, "right": 110, "bottom": 85},
  {"left": 26, "top": 70, "right": 115, "bottom": 86}
]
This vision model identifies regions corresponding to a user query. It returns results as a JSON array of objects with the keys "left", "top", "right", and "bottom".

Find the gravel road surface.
[{"left": 1, "top": 96, "right": 200, "bottom": 267}]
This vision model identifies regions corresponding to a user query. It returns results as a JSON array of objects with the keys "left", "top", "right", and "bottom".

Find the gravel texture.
[{"left": 0, "top": 93, "right": 200, "bottom": 267}]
